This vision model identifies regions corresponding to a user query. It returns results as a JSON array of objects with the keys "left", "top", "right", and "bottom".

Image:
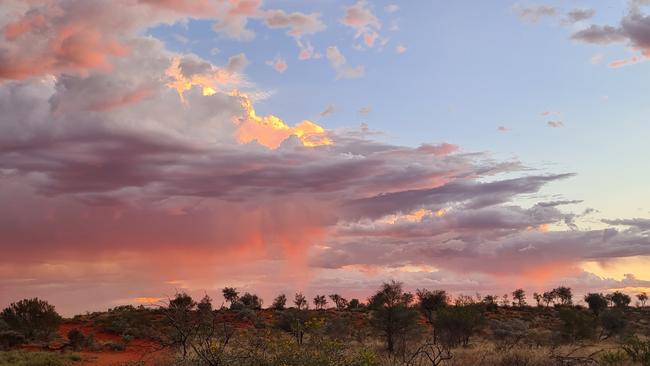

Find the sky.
[{"left": 1, "top": 0, "right": 650, "bottom": 315}]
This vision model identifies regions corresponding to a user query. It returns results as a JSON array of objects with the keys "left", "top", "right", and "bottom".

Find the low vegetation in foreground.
[{"left": 2, "top": 282, "right": 650, "bottom": 365}]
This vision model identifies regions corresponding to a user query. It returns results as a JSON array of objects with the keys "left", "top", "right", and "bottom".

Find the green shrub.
[
  {"left": 94, "top": 305, "right": 158, "bottom": 339},
  {"left": 1, "top": 298, "right": 61, "bottom": 341},
  {"left": 0, "top": 331, "right": 25, "bottom": 350},
  {"left": 621, "top": 336, "right": 650, "bottom": 365},
  {"left": 600, "top": 309, "right": 627, "bottom": 338},
  {"left": 105, "top": 341, "right": 127, "bottom": 351},
  {"left": 66, "top": 328, "right": 86, "bottom": 351},
  {"left": 491, "top": 319, "right": 528, "bottom": 350},
  {"left": 0, "top": 350, "right": 81, "bottom": 366},
  {"left": 433, "top": 304, "right": 485, "bottom": 347},
  {"left": 497, "top": 349, "right": 547, "bottom": 366},
  {"left": 558, "top": 307, "right": 597, "bottom": 342},
  {"left": 324, "top": 314, "right": 354, "bottom": 341},
  {"left": 599, "top": 350, "right": 628, "bottom": 366}
]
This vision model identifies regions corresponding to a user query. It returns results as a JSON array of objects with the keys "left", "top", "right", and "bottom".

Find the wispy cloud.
[
  {"left": 341, "top": 0, "right": 382, "bottom": 48},
  {"left": 513, "top": 4, "right": 557, "bottom": 24},
  {"left": 326, "top": 46, "right": 365, "bottom": 79}
]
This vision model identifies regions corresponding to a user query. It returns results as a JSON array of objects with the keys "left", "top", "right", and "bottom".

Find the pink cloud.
[
  {"left": 88, "top": 87, "right": 154, "bottom": 112},
  {"left": 267, "top": 56, "right": 288, "bottom": 73},
  {"left": 608, "top": 54, "right": 647, "bottom": 68},
  {"left": 340, "top": 0, "right": 382, "bottom": 48},
  {"left": 264, "top": 9, "right": 326, "bottom": 37},
  {"left": 363, "top": 31, "right": 378, "bottom": 47}
]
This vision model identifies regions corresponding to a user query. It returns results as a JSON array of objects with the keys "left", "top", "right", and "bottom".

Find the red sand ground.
[{"left": 56, "top": 322, "right": 170, "bottom": 366}]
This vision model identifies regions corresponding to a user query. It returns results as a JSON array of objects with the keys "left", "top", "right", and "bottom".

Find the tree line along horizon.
[
  {"left": 2, "top": 281, "right": 649, "bottom": 352},
  {"left": 0, "top": 281, "right": 650, "bottom": 365},
  {"left": 217, "top": 285, "right": 650, "bottom": 311}
]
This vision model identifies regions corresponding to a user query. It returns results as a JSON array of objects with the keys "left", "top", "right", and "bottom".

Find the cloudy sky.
[{"left": 1, "top": 0, "right": 650, "bottom": 315}]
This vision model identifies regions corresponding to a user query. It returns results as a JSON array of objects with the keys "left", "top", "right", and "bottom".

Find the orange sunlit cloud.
[
  {"left": 165, "top": 56, "right": 242, "bottom": 102},
  {"left": 133, "top": 297, "right": 163, "bottom": 304},
  {"left": 232, "top": 91, "right": 332, "bottom": 149}
]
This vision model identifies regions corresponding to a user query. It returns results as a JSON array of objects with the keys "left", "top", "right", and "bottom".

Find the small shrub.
[
  {"left": 94, "top": 305, "right": 158, "bottom": 339},
  {"left": 558, "top": 307, "right": 597, "bottom": 342},
  {"left": 121, "top": 334, "right": 134, "bottom": 345},
  {"left": 324, "top": 314, "right": 353, "bottom": 341},
  {"left": 491, "top": 319, "right": 528, "bottom": 350},
  {"left": 600, "top": 309, "right": 627, "bottom": 338},
  {"left": 105, "top": 341, "right": 127, "bottom": 351},
  {"left": 599, "top": 350, "right": 628, "bottom": 366},
  {"left": 0, "top": 350, "right": 81, "bottom": 366},
  {"left": 434, "top": 304, "right": 485, "bottom": 347},
  {"left": 67, "top": 328, "right": 86, "bottom": 350},
  {"left": 0, "top": 331, "right": 25, "bottom": 350},
  {"left": 524, "top": 328, "right": 554, "bottom": 347},
  {"left": 497, "top": 350, "right": 543, "bottom": 366},
  {"left": 621, "top": 336, "right": 650, "bottom": 365}
]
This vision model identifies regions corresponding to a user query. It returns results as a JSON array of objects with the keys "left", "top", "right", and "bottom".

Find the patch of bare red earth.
[{"left": 57, "top": 322, "right": 169, "bottom": 365}]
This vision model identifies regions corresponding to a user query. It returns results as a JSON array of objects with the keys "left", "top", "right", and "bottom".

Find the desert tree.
[
  {"left": 637, "top": 292, "right": 648, "bottom": 307},
  {"left": 221, "top": 287, "right": 239, "bottom": 307},
  {"left": 162, "top": 293, "right": 236, "bottom": 365},
  {"left": 608, "top": 291, "right": 631, "bottom": 308},
  {"left": 553, "top": 286, "right": 573, "bottom": 305},
  {"left": 481, "top": 295, "right": 499, "bottom": 311},
  {"left": 238, "top": 292, "right": 263, "bottom": 310},
  {"left": 294, "top": 292, "right": 308, "bottom": 310},
  {"left": 271, "top": 294, "right": 287, "bottom": 310},
  {"left": 368, "top": 281, "right": 419, "bottom": 354},
  {"left": 416, "top": 289, "right": 448, "bottom": 324},
  {"left": 313, "top": 295, "right": 327, "bottom": 310},
  {"left": 1, "top": 298, "right": 61, "bottom": 341},
  {"left": 347, "top": 298, "right": 363, "bottom": 310},
  {"left": 329, "top": 294, "right": 348, "bottom": 310},
  {"left": 542, "top": 291, "right": 556, "bottom": 307},
  {"left": 500, "top": 294, "right": 509, "bottom": 307},
  {"left": 512, "top": 289, "right": 526, "bottom": 307},
  {"left": 416, "top": 289, "right": 448, "bottom": 342},
  {"left": 163, "top": 292, "right": 196, "bottom": 358},
  {"left": 584, "top": 293, "right": 608, "bottom": 315},
  {"left": 533, "top": 292, "right": 542, "bottom": 307}
]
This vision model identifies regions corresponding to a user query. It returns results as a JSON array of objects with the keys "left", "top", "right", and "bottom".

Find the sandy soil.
[{"left": 57, "top": 322, "right": 170, "bottom": 366}]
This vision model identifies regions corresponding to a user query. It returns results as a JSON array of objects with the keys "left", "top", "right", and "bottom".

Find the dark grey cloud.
[
  {"left": 571, "top": 25, "right": 627, "bottom": 45},
  {"left": 602, "top": 218, "right": 650, "bottom": 231},
  {"left": 536, "top": 200, "right": 583, "bottom": 207},
  {"left": 343, "top": 174, "right": 573, "bottom": 220},
  {"left": 570, "top": 6, "right": 650, "bottom": 57}
]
